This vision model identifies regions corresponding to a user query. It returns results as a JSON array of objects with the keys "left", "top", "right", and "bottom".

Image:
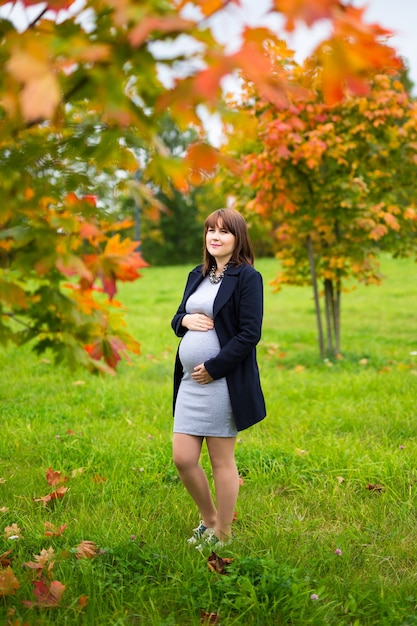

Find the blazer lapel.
[
  {"left": 184, "top": 267, "right": 204, "bottom": 301},
  {"left": 213, "top": 266, "right": 240, "bottom": 317}
]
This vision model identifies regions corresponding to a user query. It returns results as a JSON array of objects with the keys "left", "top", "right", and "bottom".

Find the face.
[{"left": 206, "top": 220, "right": 236, "bottom": 266}]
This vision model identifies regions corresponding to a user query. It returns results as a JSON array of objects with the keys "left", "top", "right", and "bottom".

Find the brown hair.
[{"left": 202, "top": 208, "right": 254, "bottom": 275}]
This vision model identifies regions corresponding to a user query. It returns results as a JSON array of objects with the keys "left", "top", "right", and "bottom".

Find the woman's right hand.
[{"left": 181, "top": 313, "right": 214, "bottom": 331}]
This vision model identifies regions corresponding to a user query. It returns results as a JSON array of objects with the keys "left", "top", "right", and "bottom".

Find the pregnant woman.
[{"left": 171, "top": 208, "right": 266, "bottom": 549}]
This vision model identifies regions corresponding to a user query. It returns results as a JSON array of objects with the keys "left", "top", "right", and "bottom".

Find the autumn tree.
[
  {"left": 0, "top": 0, "right": 401, "bottom": 370},
  {"left": 225, "top": 62, "right": 417, "bottom": 357}
]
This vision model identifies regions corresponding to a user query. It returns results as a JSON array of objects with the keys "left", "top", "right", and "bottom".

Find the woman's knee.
[{"left": 172, "top": 434, "right": 202, "bottom": 471}]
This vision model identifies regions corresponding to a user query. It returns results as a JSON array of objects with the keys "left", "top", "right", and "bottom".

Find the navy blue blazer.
[{"left": 171, "top": 263, "right": 266, "bottom": 432}]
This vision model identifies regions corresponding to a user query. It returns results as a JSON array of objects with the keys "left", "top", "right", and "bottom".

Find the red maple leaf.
[
  {"left": 22, "top": 578, "right": 65, "bottom": 608},
  {"left": 200, "top": 609, "right": 220, "bottom": 624}
]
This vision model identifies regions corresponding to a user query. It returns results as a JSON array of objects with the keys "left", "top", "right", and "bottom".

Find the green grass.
[{"left": 1, "top": 255, "right": 417, "bottom": 625}]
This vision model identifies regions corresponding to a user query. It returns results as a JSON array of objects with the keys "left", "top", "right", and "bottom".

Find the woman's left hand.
[{"left": 192, "top": 363, "right": 213, "bottom": 385}]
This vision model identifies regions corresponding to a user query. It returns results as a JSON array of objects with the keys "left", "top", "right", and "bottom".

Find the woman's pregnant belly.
[{"left": 178, "top": 329, "right": 221, "bottom": 373}]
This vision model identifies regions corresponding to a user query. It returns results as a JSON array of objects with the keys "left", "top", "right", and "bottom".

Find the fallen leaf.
[
  {"left": 4, "top": 524, "right": 22, "bottom": 539},
  {"left": 44, "top": 522, "right": 68, "bottom": 537},
  {"left": 46, "top": 467, "right": 69, "bottom": 486},
  {"left": 207, "top": 551, "right": 233, "bottom": 575},
  {"left": 78, "top": 594, "right": 89, "bottom": 610},
  {"left": 23, "top": 548, "right": 55, "bottom": 576},
  {"left": 22, "top": 578, "right": 65, "bottom": 608},
  {"left": 0, "top": 567, "right": 20, "bottom": 597},
  {"left": 33, "top": 486, "right": 69, "bottom": 507},
  {"left": 366, "top": 483, "right": 384, "bottom": 492},
  {"left": 200, "top": 609, "right": 220, "bottom": 624},
  {"left": 296, "top": 448, "right": 308, "bottom": 456},
  {"left": 75, "top": 541, "right": 99, "bottom": 560},
  {"left": 93, "top": 474, "right": 106, "bottom": 484},
  {"left": 293, "top": 364, "right": 305, "bottom": 372},
  {"left": 0, "top": 550, "right": 13, "bottom": 568}
]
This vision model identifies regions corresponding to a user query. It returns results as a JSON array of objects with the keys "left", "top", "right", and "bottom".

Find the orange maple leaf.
[
  {"left": 21, "top": 0, "right": 75, "bottom": 8},
  {"left": 23, "top": 548, "right": 55, "bottom": 577},
  {"left": 44, "top": 522, "right": 68, "bottom": 537},
  {"left": 0, "top": 567, "right": 20, "bottom": 597},
  {"left": 33, "top": 486, "right": 69, "bottom": 507},
  {"left": 185, "top": 142, "right": 221, "bottom": 185},
  {"left": 129, "top": 15, "right": 193, "bottom": 47},
  {"left": 46, "top": 467, "right": 69, "bottom": 486},
  {"left": 93, "top": 474, "right": 106, "bottom": 484},
  {"left": 274, "top": 0, "right": 339, "bottom": 31},
  {"left": 78, "top": 594, "right": 89, "bottom": 610},
  {"left": 75, "top": 541, "right": 99, "bottom": 560},
  {"left": 83, "top": 235, "right": 148, "bottom": 299},
  {"left": 4, "top": 524, "right": 22, "bottom": 539},
  {"left": 0, "top": 549, "right": 13, "bottom": 568}
]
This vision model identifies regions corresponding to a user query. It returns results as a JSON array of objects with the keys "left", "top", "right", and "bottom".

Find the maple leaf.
[
  {"left": 46, "top": 467, "right": 69, "bottom": 487},
  {"left": 78, "top": 594, "right": 89, "bottom": 610},
  {"left": 274, "top": 0, "right": 339, "bottom": 30},
  {"left": 82, "top": 235, "right": 148, "bottom": 300},
  {"left": 207, "top": 551, "right": 234, "bottom": 575},
  {"left": 129, "top": 16, "right": 193, "bottom": 47},
  {"left": 33, "top": 486, "right": 69, "bottom": 507},
  {"left": 93, "top": 474, "right": 106, "bottom": 484},
  {"left": 22, "top": 579, "right": 65, "bottom": 608},
  {"left": 366, "top": 483, "right": 384, "bottom": 492},
  {"left": 20, "top": 0, "right": 75, "bottom": 9},
  {"left": 85, "top": 334, "right": 140, "bottom": 370},
  {"left": 0, "top": 550, "right": 13, "bottom": 568},
  {"left": 4, "top": 524, "right": 22, "bottom": 539},
  {"left": 44, "top": 522, "right": 68, "bottom": 537},
  {"left": 0, "top": 280, "right": 28, "bottom": 309},
  {"left": 23, "top": 548, "right": 55, "bottom": 577},
  {"left": 0, "top": 567, "right": 19, "bottom": 597},
  {"left": 6, "top": 45, "right": 61, "bottom": 121},
  {"left": 200, "top": 609, "right": 220, "bottom": 624},
  {"left": 75, "top": 541, "right": 99, "bottom": 560}
]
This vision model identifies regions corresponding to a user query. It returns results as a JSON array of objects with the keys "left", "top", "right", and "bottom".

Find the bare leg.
[
  {"left": 172, "top": 433, "right": 217, "bottom": 528},
  {"left": 206, "top": 436, "right": 238, "bottom": 540}
]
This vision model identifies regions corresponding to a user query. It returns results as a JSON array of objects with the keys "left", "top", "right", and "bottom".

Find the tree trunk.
[
  {"left": 307, "top": 236, "right": 324, "bottom": 358},
  {"left": 334, "top": 276, "right": 341, "bottom": 355},
  {"left": 324, "top": 279, "right": 334, "bottom": 356}
]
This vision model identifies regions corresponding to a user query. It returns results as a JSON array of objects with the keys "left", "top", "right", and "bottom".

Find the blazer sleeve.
[
  {"left": 171, "top": 269, "right": 198, "bottom": 337},
  {"left": 204, "top": 268, "right": 263, "bottom": 380}
]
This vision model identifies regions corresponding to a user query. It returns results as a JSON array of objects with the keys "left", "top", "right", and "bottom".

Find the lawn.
[{"left": 0, "top": 255, "right": 417, "bottom": 625}]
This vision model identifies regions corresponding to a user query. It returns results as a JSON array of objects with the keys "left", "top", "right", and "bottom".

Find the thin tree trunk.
[
  {"left": 307, "top": 235, "right": 324, "bottom": 358},
  {"left": 324, "top": 279, "right": 334, "bottom": 356},
  {"left": 334, "top": 276, "right": 341, "bottom": 355}
]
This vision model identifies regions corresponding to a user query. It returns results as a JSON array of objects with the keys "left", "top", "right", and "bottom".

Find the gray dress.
[{"left": 173, "top": 276, "right": 237, "bottom": 437}]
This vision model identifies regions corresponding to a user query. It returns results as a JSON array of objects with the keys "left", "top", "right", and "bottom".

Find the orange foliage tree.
[
  {"left": 224, "top": 59, "right": 417, "bottom": 357},
  {"left": 0, "top": 0, "right": 400, "bottom": 369}
]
